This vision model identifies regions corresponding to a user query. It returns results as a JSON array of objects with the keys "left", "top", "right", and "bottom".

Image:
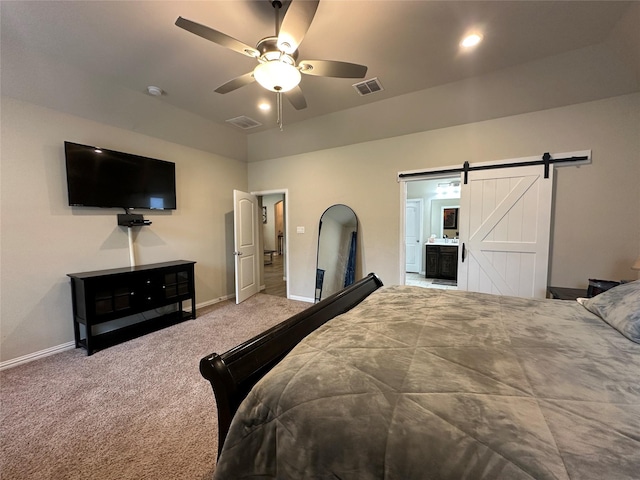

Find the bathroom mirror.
[{"left": 315, "top": 204, "right": 358, "bottom": 302}]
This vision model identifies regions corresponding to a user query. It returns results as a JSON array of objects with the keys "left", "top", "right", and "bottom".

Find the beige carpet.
[{"left": 0, "top": 294, "right": 308, "bottom": 480}]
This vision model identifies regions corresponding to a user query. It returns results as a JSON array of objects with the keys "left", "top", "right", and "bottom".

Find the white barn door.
[
  {"left": 458, "top": 164, "right": 553, "bottom": 298},
  {"left": 233, "top": 190, "right": 259, "bottom": 304}
]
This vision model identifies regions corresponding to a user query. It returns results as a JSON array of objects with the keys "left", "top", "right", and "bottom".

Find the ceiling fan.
[{"left": 175, "top": 0, "right": 367, "bottom": 127}]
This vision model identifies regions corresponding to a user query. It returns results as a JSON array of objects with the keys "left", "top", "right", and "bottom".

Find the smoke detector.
[{"left": 146, "top": 86, "right": 164, "bottom": 96}]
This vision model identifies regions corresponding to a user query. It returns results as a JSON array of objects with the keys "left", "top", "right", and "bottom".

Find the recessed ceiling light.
[
  {"left": 258, "top": 102, "right": 271, "bottom": 111},
  {"left": 460, "top": 33, "right": 483, "bottom": 48}
]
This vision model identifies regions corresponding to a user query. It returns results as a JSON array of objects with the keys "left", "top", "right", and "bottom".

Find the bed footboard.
[{"left": 199, "top": 272, "right": 384, "bottom": 455}]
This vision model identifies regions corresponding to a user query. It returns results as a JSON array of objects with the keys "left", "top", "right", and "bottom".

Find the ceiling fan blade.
[
  {"left": 299, "top": 60, "right": 367, "bottom": 78},
  {"left": 175, "top": 17, "right": 259, "bottom": 58},
  {"left": 284, "top": 86, "right": 307, "bottom": 110},
  {"left": 277, "top": 0, "right": 320, "bottom": 54},
  {"left": 214, "top": 72, "right": 255, "bottom": 94}
]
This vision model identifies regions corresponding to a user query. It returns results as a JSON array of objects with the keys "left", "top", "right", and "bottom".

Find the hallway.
[{"left": 263, "top": 253, "right": 286, "bottom": 298}]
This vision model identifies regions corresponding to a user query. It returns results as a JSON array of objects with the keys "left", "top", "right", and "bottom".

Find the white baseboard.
[
  {"left": 0, "top": 341, "right": 76, "bottom": 371},
  {"left": 186, "top": 294, "right": 235, "bottom": 311},
  {"left": 290, "top": 295, "right": 314, "bottom": 303},
  {"left": 261, "top": 286, "right": 311, "bottom": 303},
  {"left": 1, "top": 295, "right": 237, "bottom": 370},
  {"left": 3, "top": 292, "right": 313, "bottom": 370}
]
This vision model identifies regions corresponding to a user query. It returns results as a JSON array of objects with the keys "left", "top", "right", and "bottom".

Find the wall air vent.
[
  {"left": 226, "top": 116, "right": 262, "bottom": 130},
  {"left": 352, "top": 77, "right": 384, "bottom": 96}
]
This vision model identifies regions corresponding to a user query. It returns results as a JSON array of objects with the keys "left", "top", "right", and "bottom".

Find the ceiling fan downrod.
[{"left": 272, "top": 1, "right": 283, "bottom": 37}]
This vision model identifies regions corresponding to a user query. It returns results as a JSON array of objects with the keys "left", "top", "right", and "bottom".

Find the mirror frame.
[{"left": 315, "top": 204, "right": 358, "bottom": 302}]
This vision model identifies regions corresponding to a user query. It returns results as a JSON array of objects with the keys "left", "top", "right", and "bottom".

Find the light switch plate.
[{"left": 296, "top": 226, "right": 305, "bottom": 234}]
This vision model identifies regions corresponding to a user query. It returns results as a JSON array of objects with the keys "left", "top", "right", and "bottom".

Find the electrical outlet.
[{"left": 296, "top": 226, "right": 305, "bottom": 234}]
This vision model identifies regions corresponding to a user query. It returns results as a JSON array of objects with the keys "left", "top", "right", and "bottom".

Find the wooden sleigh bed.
[{"left": 200, "top": 273, "right": 640, "bottom": 480}]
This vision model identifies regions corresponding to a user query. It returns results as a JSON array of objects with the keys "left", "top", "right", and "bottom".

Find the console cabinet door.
[
  {"left": 90, "top": 275, "right": 136, "bottom": 322},
  {"left": 163, "top": 269, "right": 192, "bottom": 300}
]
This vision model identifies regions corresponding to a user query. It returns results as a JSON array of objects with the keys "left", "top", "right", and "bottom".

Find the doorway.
[
  {"left": 256, "top": 191, "right": 288, "bottom": 299},
  {"left": 404, "top": 178, "right": 460, "bottom": 290},
  {"left": 399, "top": 154, "right": 563, "bottom": 298}
]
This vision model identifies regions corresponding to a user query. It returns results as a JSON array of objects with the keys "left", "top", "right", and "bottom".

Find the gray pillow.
[{"left": 581, "top": 280, "right": 640, "bottom": 343}]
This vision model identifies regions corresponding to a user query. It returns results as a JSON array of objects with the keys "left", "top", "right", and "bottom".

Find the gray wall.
[
  {"left": 2, "top": 93, "right": 639, "bottom": 365},
  {"left": 1, "top": 96, "right": 247, "bottom": 363},
  {"left": 248, "top": 93, "right": 640, "bottom": 300}
]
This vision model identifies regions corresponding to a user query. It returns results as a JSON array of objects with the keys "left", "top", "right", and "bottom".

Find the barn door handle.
[{"left": 461, "top": 243, "right": 466, "bottom": 263}]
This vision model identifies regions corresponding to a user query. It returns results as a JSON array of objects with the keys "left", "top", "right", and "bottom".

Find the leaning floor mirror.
[{"left": 315, "top": 204, "right": 358, "bottom": 302}]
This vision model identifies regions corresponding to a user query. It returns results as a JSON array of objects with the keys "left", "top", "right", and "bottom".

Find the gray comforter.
[{"left": 213, "top": 286, "right": 640, "bottom": 479}]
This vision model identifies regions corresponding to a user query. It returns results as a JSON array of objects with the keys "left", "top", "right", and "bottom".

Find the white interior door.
[
  {"left": 405, "top": 199, "right": 423, "bottom": 273},
  {"left": 458, "top": 164, "right": 553, "bottom": 298},
  {"left": 234, "top": 190, "right": 259, "bottom": 304}
]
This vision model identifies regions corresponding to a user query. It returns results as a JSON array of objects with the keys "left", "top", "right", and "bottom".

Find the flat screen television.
[{"left": 65, "top": 141, "right": 176, "bottom": 210}]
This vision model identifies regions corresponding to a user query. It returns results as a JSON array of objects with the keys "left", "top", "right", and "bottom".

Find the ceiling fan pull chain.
[{"left": 277, "top": 92, "right": 283, "bottom": 131}]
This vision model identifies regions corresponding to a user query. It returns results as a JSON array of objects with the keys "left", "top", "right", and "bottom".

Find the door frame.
[
  {"left": 398, "top": 172, "right": 462, "bottom": 286},
  {"left": 253, "top": 188, "right": 290, "bottom": 300},
  {"left": 398, "top": 151, "right": 591, "bottom": 286}
]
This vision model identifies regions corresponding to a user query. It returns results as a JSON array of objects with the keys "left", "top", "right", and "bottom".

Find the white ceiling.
[{"left": 2, "top": 1, "right": 638, "bottom": 160}]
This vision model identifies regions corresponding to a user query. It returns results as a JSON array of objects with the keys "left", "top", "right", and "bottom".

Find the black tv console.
[{"left": 68, "top": 260, "right": 196, "bottom": 355}]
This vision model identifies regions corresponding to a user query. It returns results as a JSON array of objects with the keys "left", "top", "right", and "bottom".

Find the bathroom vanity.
[{"left": 425, "top": 242, "right": 458, "bottom": 280}]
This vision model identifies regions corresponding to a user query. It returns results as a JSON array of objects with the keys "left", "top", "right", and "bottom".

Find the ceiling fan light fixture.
[{"left": 253, "top": 61, "right": 301, "bottom": 92}]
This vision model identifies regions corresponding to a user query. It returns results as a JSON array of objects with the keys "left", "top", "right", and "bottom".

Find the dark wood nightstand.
[{"left": 547, "top": 286, "right": 588, "bottom": 301}]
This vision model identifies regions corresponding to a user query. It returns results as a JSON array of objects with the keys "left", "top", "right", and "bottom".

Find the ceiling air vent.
[
  {"left": 352, "top": 77, "right": 384, "bottom": 96},
  {"left": 226, "top": 115, "right": 262, "bottom": 130}
]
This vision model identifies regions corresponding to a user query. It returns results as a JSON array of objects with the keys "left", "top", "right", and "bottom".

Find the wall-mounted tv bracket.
[{"left": 117, "top": 213, "right": 152, "bottom": 227}]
